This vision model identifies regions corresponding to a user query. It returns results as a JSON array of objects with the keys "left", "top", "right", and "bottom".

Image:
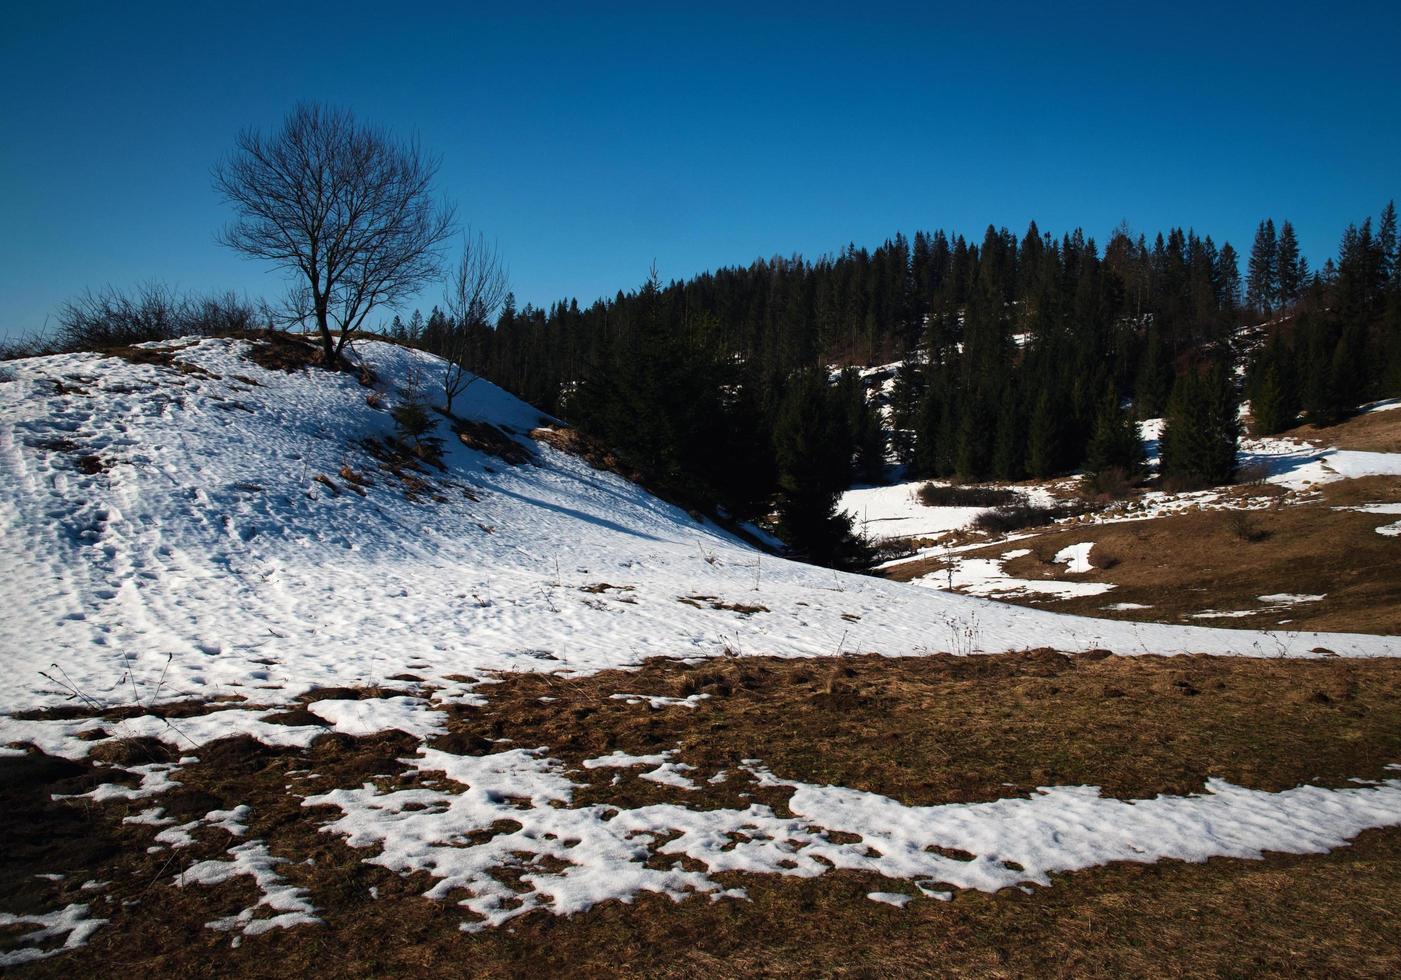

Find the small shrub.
[
  {"left": 1225, "top": 510, "right": 1270, "bottom": 543},
  {"left": 973, "top": 502, "right": 1090, "bottom": 535},
  {"left": 1089, "top": 549, "right": 1120, "bottom": 570},
  {"left": 1234, "top": 461, "right": 1272, "bottom": 486},
  {"left": 917, "top": 483, "right": 1021, "bottom": 508},
  {"left": 1084, "top": 466, "right": 1137, "bottom": 500}
]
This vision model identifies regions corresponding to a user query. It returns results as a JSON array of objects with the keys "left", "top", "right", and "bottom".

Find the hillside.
[{"left": 2, "top": 337, "right": 1400, "bottom": 974}]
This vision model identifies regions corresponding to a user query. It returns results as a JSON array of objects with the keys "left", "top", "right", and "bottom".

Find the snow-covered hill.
[{"left": 1, "top": 337, "right": 1397, "bottom": 727}]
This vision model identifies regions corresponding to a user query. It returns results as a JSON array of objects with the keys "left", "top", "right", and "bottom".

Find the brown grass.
[
  {"left": 1284, "top": 404, "right": 1401, "bottom": 454},
  {"left": 886, "top": 477, "right": 1401, "bottom": 634},
  {"left": 6, "top": 653, "right": 1401, "bottom": 977}
]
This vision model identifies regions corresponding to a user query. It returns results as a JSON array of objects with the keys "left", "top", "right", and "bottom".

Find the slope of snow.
[{"left": 1, "top": 337, "right": 1397, "bottom": 733}]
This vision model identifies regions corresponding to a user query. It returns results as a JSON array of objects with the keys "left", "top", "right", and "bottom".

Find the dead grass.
[
  {"left": 1284, "top": 404, "right": 1401, "bottom": 454},
  {"left": 454, "top": 419, "right": 534, "bottom": 465},
  {"left": 8, "top": 646, "right": 1401, "bottom": 974},
  {"left": 7, "top": 653, "right": 1401, "bottom": 977},
  {"left": 886, "top": 477, "right": 1401, "bottom": 634}
]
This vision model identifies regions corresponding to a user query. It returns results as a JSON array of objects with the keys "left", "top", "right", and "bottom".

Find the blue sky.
[{"left": 3, "top": 1, "right": 1398, "bottom": 339}]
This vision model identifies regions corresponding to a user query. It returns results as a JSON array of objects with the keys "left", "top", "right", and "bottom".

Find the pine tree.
[
  {"left": 1026, "top": 388, "right": 1061, "bottom": 477},
  {"left": 1246, "top": 219, "right": 1278, "bottom": 314},
  {"left": 1084, "top": 387, "right": 1145, "bottom": 492},
  {"left": 1161, "top": 363, "right": 1238, "bottom": 487},
  {"left": 1247, "top": 334, "right": 1298, "bottom": 435},
  {"left": 1275, "top": 221, "right": 1307, "bottom": 303},
  {"left": 773, "top": 371, "right": 866, "bottom": 567}
]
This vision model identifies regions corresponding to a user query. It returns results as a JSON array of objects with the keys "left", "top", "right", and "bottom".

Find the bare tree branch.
[
  {"left": 212, "top": 103, "right": 455, "bottom": 367},
  {"left": 439, "top": 231, "right": 508, "bottom": 412}
]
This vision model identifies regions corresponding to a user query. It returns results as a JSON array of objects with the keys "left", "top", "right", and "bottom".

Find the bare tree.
[
  {"left": 213, "top": 103, "right": 455, "bottom": 367},
  {"left": 439, "top": 231, "right": 508, "bottom": 412}
]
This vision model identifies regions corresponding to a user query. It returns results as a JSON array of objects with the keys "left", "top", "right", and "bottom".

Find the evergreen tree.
[
  {"left": 1275, "top": 221, "right": 1307, "bottom": 303},
  {"left": 1246, "top": 219, "right": 1278, "bottom": 314},
  {"left": 772, "top": 371, "right": 866, "bottom": 567},
  {"left": 1025, "top": 388, "right": 1061, "bottom": 478},
  {"left": 1084, "top": 387, "right": 1145, "bottom": 491},
  {"left": 1160, "top": 363, "right": 1238, "bottom": 486},
  {"left": 1246, "top": 334, "right": 1299, "bottom": 435}
]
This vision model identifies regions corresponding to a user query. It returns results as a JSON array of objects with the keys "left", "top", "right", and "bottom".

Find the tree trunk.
[{"left": 316, "top": 304, "right": 336, "bottom": 368}]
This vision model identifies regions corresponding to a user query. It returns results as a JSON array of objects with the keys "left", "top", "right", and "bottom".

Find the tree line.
[{"left": 385, "top": 206, "right": 1398, "bottom": 563}]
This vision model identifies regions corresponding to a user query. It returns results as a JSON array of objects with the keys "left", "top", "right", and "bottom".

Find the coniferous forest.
[{"left": 386, "top": 205, "right": 1401, "bottom": 564}]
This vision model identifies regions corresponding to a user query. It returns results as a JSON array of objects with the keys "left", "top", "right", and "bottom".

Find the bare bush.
[
  {"left": 47, "top": 283, "right": 262, "bottom": 353},
  {"left": 1225, "top": 509, "right": 1270, "bottom": 543},
  {"left": 916, "top": 483, "right": 1020, "bottom": 508},
  {"left": 973, "top": 502, "right": 1091, "bottom": 535}
]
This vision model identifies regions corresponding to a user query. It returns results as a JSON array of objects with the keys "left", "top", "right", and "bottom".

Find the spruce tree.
[
  {"left": 1276, "top": 221, "right": 1307, "bottom": 303},
  {"left": 1026, "top": 388, "right": 1061, "bottom": 478},
  {"left": 773, "top": 371, "right": 866, "bottom": 567},
  {"left": 1161, "top": 364, "right": 1239, "bottom": 487},
  {"left": 1084, "top": 387, "right": 1145, "bottom": 492},
  {"left": 1247, "top": 335, "right": 1299, "bottom": 435},
  {"left": 1246, "top": 219, "right": 1278, "bottom": 314}
]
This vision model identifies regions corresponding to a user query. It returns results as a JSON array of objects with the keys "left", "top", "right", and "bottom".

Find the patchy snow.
[
  {"left": 1361, "top": 398, "right": 1401, "bottom": 414},
  {"left": 1105, "top": 602, "right": 1152, "bottom": 611},
  {"left": 2, "top": 336, "right": 1398, "bottom": 770},
  {"left": 641, "top": 761, "right": 700, "bottom": 790},
  {"left": 1238, "top": 434, "right": 1401, "bottom": 491},
  {"left": 305, "top": 696, "right": 446, "bottom": 739},
  {"left": 305, "top": 745, "right": 1401, "bottom": 932},
  {"left": 1258, "top": 593, "right": 1324, "bottom": 605},
  {"left": 610, "top": 693, "right": 711, "bottom": 710},
  {"left": 178, "top": 840, "right": 321, "bottom": 936},
  {"left": 917, "top": 556, "right": 1115, "bottom": 601},
  {"left": 0, "top": 903, "right": 108, "bottom": 966},
  {"left": 1336, "top": 502, "right": 1401, "bottom": 537},
  {"left": 582, "top": 750, "right": 673, "bottom": 770}
]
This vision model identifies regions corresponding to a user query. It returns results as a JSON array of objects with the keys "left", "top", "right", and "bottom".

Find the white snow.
[
  {"left": 1238, "top": 434, "right": 1401, "bottom": 491},
  {"left": 1361, "top": 398, "right": 1401, "bottom": 414},
  {"left": 840, "top": 480, "right": 992, "bottom": 542},
  {"left": 1054, "top": 542, "right": 1095, "bottom": 574},
  {"left": 305, "top": 745, "right": 1401, "bottom": 932},
  {"left": 866, "top": 891, "right": 912, "bottom": 908},
  {"left": 0, "top": 904, "right": 108, "bottom": 966},
  {"left": 305, "top": 696, "right": 446, "bottom": 739},
  {"left": 177, "top": 840, "right": 321, "bottom": 936},
  {"left": 917, "top": 556, "right": 1115, "bottom": 601}
]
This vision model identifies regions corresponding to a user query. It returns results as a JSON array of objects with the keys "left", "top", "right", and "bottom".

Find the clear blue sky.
[{"left": 3, "top": 1, "right": 1399, "bottom": 339}]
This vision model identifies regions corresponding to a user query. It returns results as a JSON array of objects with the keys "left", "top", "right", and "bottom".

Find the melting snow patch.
[
  {"left": 609, "top": 693, "right": 711, "bottom": 709},
  {"left": 641, "top": 761, "right": 699, "bottom": 790},
  {"left": 582, "top": 750, "right": 673, "bottom": 770},
  {"left": 866, "top": 891, "right": 912, "bottom": 908},
  {"left": 305, "top": 696, "right": 446, "bottom": 739},
  {"left": 0, "top": 904, "right": 108, "bottom": 966},
  {"left": 304, "top": 747, "right": 1401, "bottom": 933},
  {"left": 177, "top": 840, "right": 321, "bottom": 937},
  {"left": 1104, "top": 603, "right": 1151, "bottom": 611},
  {"left": 1258, "top": 594, "right": 1324, "bottom": 605},
  {"left": 1054, "top": 542, "right": 1095, "bottom": 574}
]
